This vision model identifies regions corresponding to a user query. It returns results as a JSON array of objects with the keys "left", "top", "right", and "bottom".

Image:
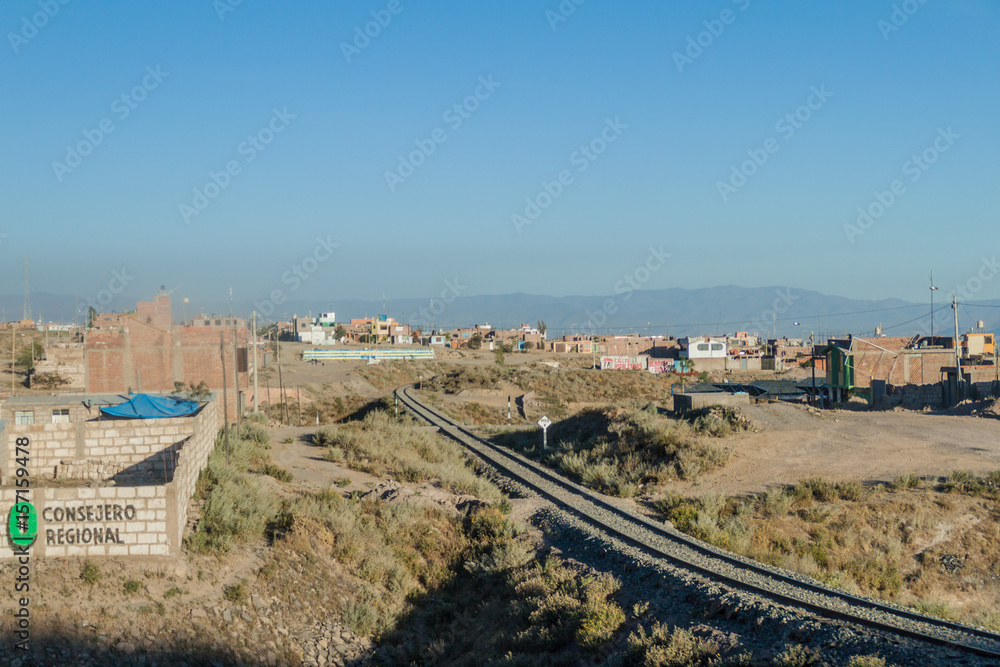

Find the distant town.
[{"left": 5, "top": 290, "right": 996, "bottom": 413}]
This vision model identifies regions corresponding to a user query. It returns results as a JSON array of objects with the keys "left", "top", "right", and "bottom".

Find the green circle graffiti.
[{"left": 7, "top": 502, "right": 38, "bottom": 548}]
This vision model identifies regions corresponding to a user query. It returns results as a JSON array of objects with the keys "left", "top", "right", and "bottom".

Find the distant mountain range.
[{"left": 3, "top": 287, "right": 998, "bottom": 341}]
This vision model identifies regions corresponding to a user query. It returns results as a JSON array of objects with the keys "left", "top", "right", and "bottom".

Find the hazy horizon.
[{"left": 3, "top": 1, "right": 998, "bottom": 311}]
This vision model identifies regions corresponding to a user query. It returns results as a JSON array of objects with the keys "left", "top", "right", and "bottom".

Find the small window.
[
  {"left": 52, "top": 408, "right": 70, "bottom": 423},
  {"left": 14, "top": 410, "right": 34, "bottom": 425},
  {"left": 696, "top": 344, "right": 709, "bottom": 351},
  {"left": 711, "top": 344, "right": 724, "bottom": 351},
  {"left": 215, "top": 319, "right": 222, "bottom": 326}
]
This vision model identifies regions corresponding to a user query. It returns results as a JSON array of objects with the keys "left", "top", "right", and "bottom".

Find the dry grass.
[
  {"left": 185, "top": 424, "right": 285, "bottom": 553},
  {"left": 257, "top": 489, "right": 633, "bottom": 663},
  {"left": 423, "top": 364, "right": 530, "bottom": 395},
  {"left": 376, "top": 526, "right": 630, "bottom": 663},
  {"left": 259, "top": 489, "right": 468, "bottom": 637},
  {"left": 489, "top": 404, "right": 738, "bottom": 497},
  {"left": 317, "top": 410, "right": 501, "bottom": 500},
  {"left": 190, "top": 401, "right": 639, "bottom": 661},
  {"left": 423, "top": 362, "right": 683, "bottom": 408},
  {"left": 435, "top": 400, "right": 521, "bottom": 426},
  {"left": 654, "top": 472, "right": 1000, "bottom": 630},
  {"left": 626, "top": 624, "right": 728, "bottom": 666},
  {"left": 529, "top": 366, "right": 680, "bottom": 405},
  {"left": 356, "top": 361, "right": 441, "bottom": 391}
]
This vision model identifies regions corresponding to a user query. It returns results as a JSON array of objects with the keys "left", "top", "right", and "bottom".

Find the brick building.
[
  {"left": 824, "top": 336, "right": 956, "bottom": 396},
  {"left": 81, "top": 295, "right": 250, "bottom": 418}
]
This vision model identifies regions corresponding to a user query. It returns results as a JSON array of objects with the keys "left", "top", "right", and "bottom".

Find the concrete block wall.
[
  {"left": 0, "top": 484, "right": 171, "bottom": 558},
  {"left": 0, "top": 399, "right": 221, "bottom": 559},
  {"left": 33, "top": 345, "right": 86, "bottom": 391},
  {"left": 2, "top": 418, "right": 193, "bottom": 483},
  {"left": 674, "top": 392, "right": 751, "bottom": 412},
  {"left": 169, "top": 399, "right": 219, "bottom": 549},
  {"left": 879, "top": 383, "right": 944, "bottom": 409},
  {"left": 881, "top": 380, "right": 998, "bottom": 409},
  {"left": 967, "top": 380, "right": 1000, "bottom": 400}
]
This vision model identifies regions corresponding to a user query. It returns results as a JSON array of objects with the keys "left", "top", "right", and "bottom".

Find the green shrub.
[
  {"left": 187, "top": 467, "right": 281, "bottom": 553},
  {"left": 237, "top": 422, "right": 270, "bottom": 447},
  {"left": 890, "top": 473, "right": 921, "bottom": 491},
  {"left": 846, "top": 656, "right": 888, "bottom": 667},
  {"left": 798, "top": 477, "right": 835, "bottom": 503},
  {"left": 79, "top": 560, "right": 101, "bottom": 585},
  {"left": 655, "top": 494, "right": 701, "bottom": 533},
  {"left": 577, "top": 579, "right": 626, "bottom": 650},
  {"left": 123, "top": 579, "right": 143, "bottom": 595},
  {"left": 312, "top": 427, "right": 338, "bottom": 447},
  {"left": 245, "top": 411, "right": 268, "bottom": 424},
  {"left": 258, "top": 463, "right": 293, "bottom": 482},
  {"left": 775, "top": 644, "right": 820, "bottom": 666},
  {"left": 836, "top": 480, "right": 868, "bottom": 502},
  {"left": 223, "top": 581, "right": 247, "bottom": 604},
  {"left": 343, "top": 592, "right": 379, "bottom": 636},
  {"left": 844, "top": 558, "right": 902, "bottom": 596},
  {"left": 465, "top": 506, "right": 516, "bottom": 546},
  {"left": 627, "top": 624, "right": 718, "bottom": 666},
  {"left": 761, "top": 487, "right": 793, "bottom": 517},
  {"left": 945, "top": 469, "right": 986, "bottom": 495}
]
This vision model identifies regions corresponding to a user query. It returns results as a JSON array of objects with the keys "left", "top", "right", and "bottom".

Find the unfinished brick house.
[
  {"left": 824, "top": 336, "right": 956, "bottom": 403},
  {"left": 43, "top": 295, "right": 250, "bottom": 418}
]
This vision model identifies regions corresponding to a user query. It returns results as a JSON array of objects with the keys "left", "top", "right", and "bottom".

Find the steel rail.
[{"left": 395, "top": 385, "right": 1000, "bottom": 660}]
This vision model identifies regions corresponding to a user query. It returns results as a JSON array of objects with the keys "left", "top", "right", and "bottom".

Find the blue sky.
[{"left": 1, "top": 0, "right": 997, "bottom": 315}]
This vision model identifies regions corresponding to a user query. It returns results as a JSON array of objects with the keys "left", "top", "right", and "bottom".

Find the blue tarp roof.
[{"left": 99, "top": 394, "right": 201, "bottom": 419}]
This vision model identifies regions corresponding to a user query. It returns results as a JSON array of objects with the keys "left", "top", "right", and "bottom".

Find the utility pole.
[
  {"left": 276, "top": 329, "right": 287, "bottom": 424},
  {"left": 953, "top": 294, "right": 962, "bottom": 400},
  {"left": 252, "top": 311, "right": 258, "bottom": 413},
  {"left": 220, "top": 333, "right": 230, "bottom": 466},
  {"left": 929, "top": 272, "right": 935, "bottom": 340},
  {"left": 810, "top": 331, "right": 816, "bottom": 406}
]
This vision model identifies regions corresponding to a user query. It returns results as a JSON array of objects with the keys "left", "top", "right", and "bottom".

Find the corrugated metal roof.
[
  {"left": 682, "top": 380, "right": 828, "bottom": 399},
  {"left": 682, "top": 383, "right": 724, "bottom": 393}
]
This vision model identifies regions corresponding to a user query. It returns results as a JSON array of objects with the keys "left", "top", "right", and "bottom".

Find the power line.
[
  {"left": 545, "top": 303, "right": 932, "bottom": 334},
  {"left": 876, "top": 304, "right": 950, "bottom": 334},
  {"left": 958, "top": 302, "right": 1000, "bottom": 309}
]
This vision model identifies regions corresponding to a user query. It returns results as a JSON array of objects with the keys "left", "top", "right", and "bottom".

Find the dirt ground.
[{"left": 675, "top": 402, "right": 1000, "bottom": 497}]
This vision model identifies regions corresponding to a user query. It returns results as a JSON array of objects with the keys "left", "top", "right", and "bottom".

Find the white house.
[{"left": 679, "top": 336, "right": 727, "bottom": 359}]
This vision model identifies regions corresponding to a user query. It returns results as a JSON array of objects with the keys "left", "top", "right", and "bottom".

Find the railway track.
[{"left": 395, "top": 385, "right": 1000, "bottom": 661}]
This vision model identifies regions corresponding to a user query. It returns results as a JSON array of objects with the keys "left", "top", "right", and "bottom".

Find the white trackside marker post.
[{"left": 538, "top": 415, "right": 552, "bottom": 451}]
